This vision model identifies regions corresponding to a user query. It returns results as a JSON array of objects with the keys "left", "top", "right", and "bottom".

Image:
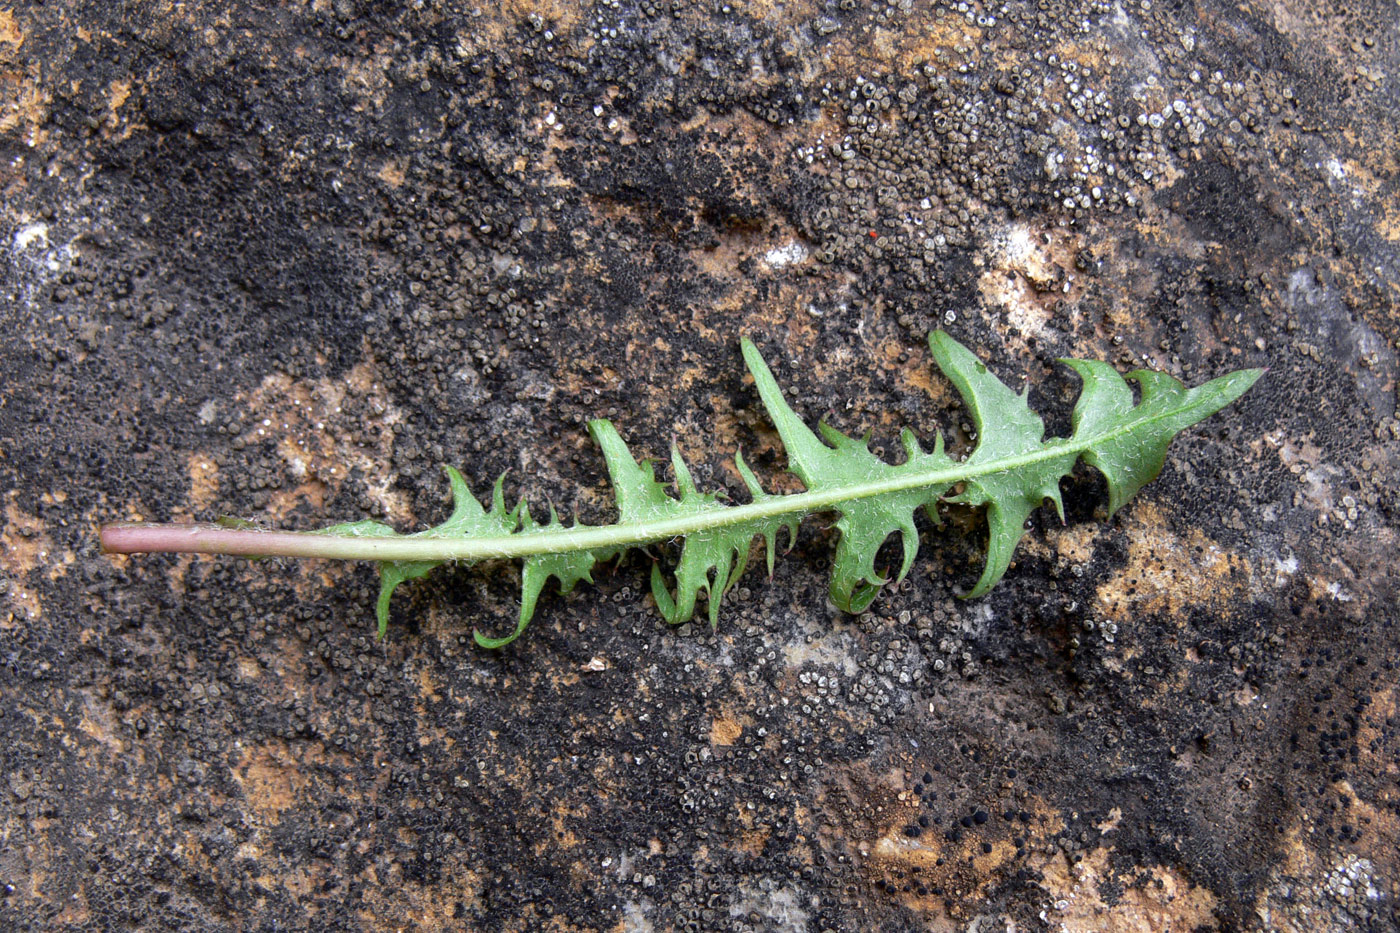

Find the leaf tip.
[
  {"left": 1234, "top": 367, "right": 1267, "bottom": 391},
  {"left": 585, "top": 417, "right": 616, "bottom": 443},
  {"left": 375, "top": 581, "right": 393, "bottom": 639},
  {"left": 739, "top": 336, "right": 768, "bottom": 374},
  {"left": 473, "top": 628, "right": 517, "bottom": 650}
]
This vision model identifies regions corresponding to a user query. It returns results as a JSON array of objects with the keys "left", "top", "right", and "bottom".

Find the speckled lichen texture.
[{"left": 2, "top": 0, "right": 1398, "bottom": 930}]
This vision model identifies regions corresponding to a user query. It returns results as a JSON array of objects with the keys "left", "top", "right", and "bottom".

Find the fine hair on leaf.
[{"left": 101, "top": 331, "right": 1262, "bottom": 647}]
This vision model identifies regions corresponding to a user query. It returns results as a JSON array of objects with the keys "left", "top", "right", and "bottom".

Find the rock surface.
[{"left": 2, "top": 1, "right": 1398, "bottom": 930}]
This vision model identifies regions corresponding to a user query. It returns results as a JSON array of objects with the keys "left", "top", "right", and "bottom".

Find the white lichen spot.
[
  {"left": 728, "top": 884, "right": 811, "bottom": 931},
  {"left": 978, "top": 222, "right": 1075, "bottom": 338},
  {"left": 1326, "top": 855, "right": 1381, "bottom": 901},
  {"left": 13, "top": 222, "right": 48, "bottom": 251},
  {"left": 763, "top": 241, "right": 808, "bottom": 267},
  {"left": 621, "top": 901, "right": 654, "bottom": 933}
]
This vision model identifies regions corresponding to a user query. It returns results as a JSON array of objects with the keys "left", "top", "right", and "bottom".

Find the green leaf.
[{"left": 166, "top": 332, "right": 1259, "bottom": 645}]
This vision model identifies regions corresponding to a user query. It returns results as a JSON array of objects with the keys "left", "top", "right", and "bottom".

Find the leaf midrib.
[{"left": 241, "top": 406, "right": 1189, "bottom": 563}]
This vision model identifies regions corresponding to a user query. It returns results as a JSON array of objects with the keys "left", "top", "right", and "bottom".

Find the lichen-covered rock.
[{"left": 1, "top": 1, "right": 1396, "bottom": 930}]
